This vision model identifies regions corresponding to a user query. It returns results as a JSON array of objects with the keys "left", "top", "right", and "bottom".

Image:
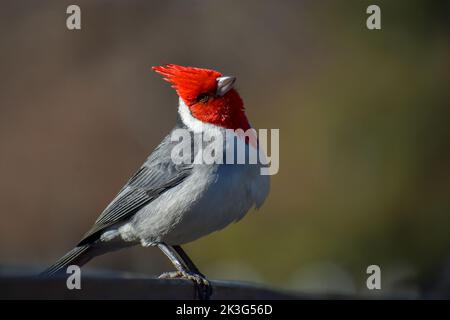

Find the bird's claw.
[{"left": 159, "top": 271, "right": 212, "bottom": 300}]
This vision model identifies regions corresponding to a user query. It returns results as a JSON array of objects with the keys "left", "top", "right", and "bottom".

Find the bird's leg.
[
  {"left": 157, "top": 243, "right": 187, "bottom": 272},
  {"left": 173, "top": 245, "right": 204, "bottom": 276},
  {"left": 157, "top": 243, "right": 212, "bottom": 300}
]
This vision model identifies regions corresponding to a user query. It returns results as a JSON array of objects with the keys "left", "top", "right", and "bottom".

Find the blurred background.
[{"left": 1, "top": 0, "right": 449, "bottom": 297}]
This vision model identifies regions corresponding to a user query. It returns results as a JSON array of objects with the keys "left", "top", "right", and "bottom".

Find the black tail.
[{"left": 40, "top": 245, "right": 92, "bottom": 277}]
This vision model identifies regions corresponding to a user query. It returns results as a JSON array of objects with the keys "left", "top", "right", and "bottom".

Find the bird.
[{"left": 41, "top": 64, "right": 270, "bottom": 299}]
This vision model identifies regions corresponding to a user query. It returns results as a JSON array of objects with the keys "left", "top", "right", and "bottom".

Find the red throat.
[{"left": 152, "top": 64, "right": 251, "bottom": 131}]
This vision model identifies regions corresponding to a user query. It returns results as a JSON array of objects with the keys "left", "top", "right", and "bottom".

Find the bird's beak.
[{"left": 216, "top": 76, "right": 236, "bottom": 96}]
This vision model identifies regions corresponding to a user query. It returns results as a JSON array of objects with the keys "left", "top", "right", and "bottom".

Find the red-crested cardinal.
[{"left": 42, "top": 64, "right": 270, "bottom": 299}]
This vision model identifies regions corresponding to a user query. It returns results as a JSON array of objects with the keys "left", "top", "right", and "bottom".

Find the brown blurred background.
[{"left": 1, "top": 0, "right": 449, "bottom": 296}]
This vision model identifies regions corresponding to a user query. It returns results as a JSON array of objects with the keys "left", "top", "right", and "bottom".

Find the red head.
[{"left": 153, "top": 64, "right": 250, "bottom": 131}]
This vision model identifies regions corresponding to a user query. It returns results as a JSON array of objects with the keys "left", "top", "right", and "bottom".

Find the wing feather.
[{"left": 78, "top": 133, "right": 193, "bottom": 245}]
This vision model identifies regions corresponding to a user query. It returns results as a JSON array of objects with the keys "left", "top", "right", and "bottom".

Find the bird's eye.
[{"left": 197, "top": 93, "right": 210, "bottom": 103}]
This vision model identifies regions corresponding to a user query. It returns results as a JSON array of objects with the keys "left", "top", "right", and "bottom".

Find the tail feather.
[{"left": 40, "top": 245, "right": 92, "bottom": 277}]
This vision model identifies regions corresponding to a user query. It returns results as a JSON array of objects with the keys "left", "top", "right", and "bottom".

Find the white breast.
[{"left": 119, "top": 159, "right": 267, "bottom": 246}]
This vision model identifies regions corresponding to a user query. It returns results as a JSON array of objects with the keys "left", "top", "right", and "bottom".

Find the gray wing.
[{"left": 78, "top": 133, "right": 193, "bottom": 245}]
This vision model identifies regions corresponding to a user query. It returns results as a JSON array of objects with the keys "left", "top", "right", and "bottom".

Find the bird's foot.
[{"left": 159, "top": 270, "right": 212, "bottom": 300}]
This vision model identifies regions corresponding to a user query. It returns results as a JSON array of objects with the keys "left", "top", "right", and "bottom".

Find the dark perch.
[
  {"left": 2, "top": 268, "right": 437, "bottom": 299},
  {"left": 0, "top": 270, "right": 299, "bottom": 300}
]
